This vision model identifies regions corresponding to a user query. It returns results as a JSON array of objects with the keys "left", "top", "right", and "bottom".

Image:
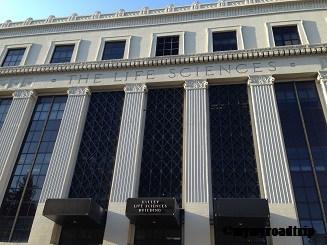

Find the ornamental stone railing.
[{"left": 0, "top": 0, "right": 323, "bottom": 39}]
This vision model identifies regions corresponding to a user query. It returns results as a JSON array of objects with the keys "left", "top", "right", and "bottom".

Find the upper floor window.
[
  {"left": 50, "top": 45, "right": 75, "bottom": 63},
  {"left": 102, "top": 41, "right": 126, "bottom": 60},
  {"left": 272, "top": 26, "right": 301, "bottom": 46},
  {"left": 212, "top": 31, "right": 237, "bottom": 51},
  {"left": 0, "top": 99, "right": 11, "bottom": 129},
  {"left": 155, "top": 36, "right": 179, "bottom": 57},
  {"left": 1, "top": 48, "right": 26, "bottom": 67}
]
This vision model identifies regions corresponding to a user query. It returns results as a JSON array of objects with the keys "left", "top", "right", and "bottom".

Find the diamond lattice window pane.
[
  {"left": 209, "top": 84, "right": 260, "bottom": 198},
  {"left": 138, "top": 88, "right": 184, "bottom": 205}
]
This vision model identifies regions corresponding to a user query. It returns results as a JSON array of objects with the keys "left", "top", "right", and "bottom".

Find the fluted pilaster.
[
  {"left": 248, "top": 75, "right": 301, "bottom": 245},
  {"left": 0, "top": 90, "right": 36, "bottom": 205},
  {"left": 183, "top": 80, "right": 211, "bottom": 245},
  {"left": 28, "top": 87, "right": 90, "bottom": 245},
  {"left": 248, "top": 75, "right": 293, "bottom": 203},
  {"left": 103, "top": 83, "right": 147, "bottom": 245}
]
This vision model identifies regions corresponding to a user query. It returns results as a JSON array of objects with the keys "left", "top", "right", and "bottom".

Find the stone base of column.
[
  {"left": 184, "top": 203, "right": 211, "bottom": 245},
  {"left": 269, "top": 203, "right": 303, "bottom": 245},
  {"left": 103, "top": 202, "right": 132, "bottom": 245},
  {"left": 28, "top": 203, "right": 61, "bottom": 245}
]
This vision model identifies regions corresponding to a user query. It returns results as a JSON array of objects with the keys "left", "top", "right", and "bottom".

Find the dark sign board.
[{"left": 126, "top": 198, "right": 180, "bottom": 227}]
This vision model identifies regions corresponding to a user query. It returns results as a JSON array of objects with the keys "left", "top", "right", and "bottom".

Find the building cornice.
[
  {"left": 0, "top": 0, "right": 325, "bottom": 39},
  {"left": 0, "top": 44, "right": 326, "bottom": 77}
]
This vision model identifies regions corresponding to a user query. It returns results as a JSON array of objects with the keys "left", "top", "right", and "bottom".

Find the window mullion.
[{"left": 8, "top": 96, "right": 55, "bottom": 242}]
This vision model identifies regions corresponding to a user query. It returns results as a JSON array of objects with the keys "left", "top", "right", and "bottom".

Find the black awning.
[
  {"left": 43, "top": 198, "right": 106, "bottom": 226},
  {"left": 214, "top": 198, "right": 270, "bottom": 228},
  {"left": 214, "top": 198, "right": 270, "bottom": 245},
  {"left": 126, "top": 198, "right": 180, "bottom": 227}
]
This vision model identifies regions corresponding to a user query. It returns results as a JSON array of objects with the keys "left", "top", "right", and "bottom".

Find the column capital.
[
  {"left": 67, "top": 87, "right": 91, "bottom": 96},
  {"left": 248, "top": 75, "right": 275, "bottom": 86},
  {"left": 317, "top": 71, "right": 327, "bottom": 82},
  {"left": 184, "top": 80, "right": 208, "bottom": 90},
  {"left": 124, "top": 83, "right": 147, "bottom": 93},
  {"left": 12, "top": 89, "right": 36, "bottom": 99}
]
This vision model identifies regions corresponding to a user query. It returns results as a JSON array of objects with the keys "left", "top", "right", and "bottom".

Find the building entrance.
[
  {"left": 59, "top": 224, "right": 104, "bottom": 245},
  {"left": 134, "top": 226, "right": 181, "bottom": 245}
]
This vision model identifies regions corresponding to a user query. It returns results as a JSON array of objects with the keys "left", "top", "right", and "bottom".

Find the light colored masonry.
[{"left": 0, "top": 0, "right": 326, "bottom": 244}]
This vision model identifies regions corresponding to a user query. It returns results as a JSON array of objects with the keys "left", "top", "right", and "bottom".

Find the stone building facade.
[{"left": 0, "top": 0, "right": 327, "bottom": 244}]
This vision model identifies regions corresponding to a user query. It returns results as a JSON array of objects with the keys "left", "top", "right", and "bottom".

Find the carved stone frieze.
[
  {"left": 12, "top": 90, "right": 36, "bottom": 99},
  {"left": 184, "top": 80, "right": 208, "bottom": 90},
  {"left": 67, "top": 87, "right": 91, "bottom": 96},
  {"left": 248, "top": 75, "right": 275, "bottom": 86},
  {"left": 317, "top": 71, "right": 327, "bottom": 82},
  {"left": 124, "top": 84, "right": 147, "bottom": 93}
]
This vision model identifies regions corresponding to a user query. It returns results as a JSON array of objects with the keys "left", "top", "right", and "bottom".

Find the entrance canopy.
[
  {"left": 214, "top": 198, "right": 269, "bottom": 228},
  {"left": 43, "top": 198, "right": 106, "bottom": 226},
  {"left": 214, "top": 198, "right": 270, "bottom": 244}
]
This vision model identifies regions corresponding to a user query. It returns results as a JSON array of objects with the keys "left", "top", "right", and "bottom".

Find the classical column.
[
  {"left": 248, "top": 75, "right": 302, "bottom": 245},
  {"left": 103, "top": 84, "right": 147, "bottom": 245},
  {"left": 28, "top": 87, "right": 91, "bottom": 245},
  {"left": 183, "top": 80, "right": 211, "bottom": 245},
  {"left": 0, "top": 90, "right": 36, "bottom": 205}
]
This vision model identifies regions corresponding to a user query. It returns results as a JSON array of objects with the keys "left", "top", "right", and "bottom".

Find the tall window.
[
  {"left": 210, "top": 84, "right": 263, "bottom": 245},
  {"left": 1, "top": 48, "right": 26, "bottom": 67},
  {"left": 59, "top": 92, "right": 124, "bottom": 244},
  {"left": 212, "top": 31, "right": 238, "bottom": 51},
  {"left": 155, "top": 36, "right": 179, "bottom": 57},
  {"left": 209, "top": 84, "right": 260, "bottom": 199},
  {"left": 136, "top": 88, "right": 183, "bottom": 245},
  {"left": 0, "top": 96, "right": 66, "bottom": 242},
  {"left": 50, "top": 45, "right": 74, "bottom": 63},
  {"left": 272, "top": 26, "right": 301, "bottom": 46},
  {"left": 102, "top": 41, "right": 126, "bottom": 60},
  {"left": 0, "top": 98, "right": 12, "bottom": 130},
  {"left": 138, "top": 88, "right": 184, "bottom": 202},
  {"left": 275, "top": 82, "right": 327, "bottom": 244}
]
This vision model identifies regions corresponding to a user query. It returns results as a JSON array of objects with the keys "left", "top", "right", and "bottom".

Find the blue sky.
[{"left": 0, "top": 0, "right": 214, "bottom": 23}]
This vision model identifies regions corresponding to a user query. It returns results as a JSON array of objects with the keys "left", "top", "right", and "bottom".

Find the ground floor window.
[
  {"left": 275, "top": 81, "right": 327, "bottom": 244},
  {"left": 0, "top": 96, "right": 66, "bottom": 242}
]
